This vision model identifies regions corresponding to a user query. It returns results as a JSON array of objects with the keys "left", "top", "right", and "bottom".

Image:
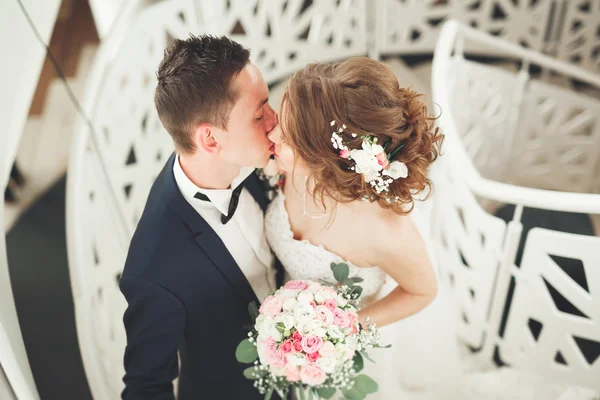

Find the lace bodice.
[{"left": 264, "top": 193, "right": 388, "bottom": 301}]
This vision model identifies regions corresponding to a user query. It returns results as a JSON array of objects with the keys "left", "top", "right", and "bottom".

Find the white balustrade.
[
  {"left": 432, "top": 20, "right": 600, "bottom": 392},
  {"left": 63, "top": 1, "right": 600, "bottom": 398}
]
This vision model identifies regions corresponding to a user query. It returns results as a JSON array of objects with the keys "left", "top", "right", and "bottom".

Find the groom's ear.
[{"left": 196, "top": 123, "right": 220, "bottom": 154}]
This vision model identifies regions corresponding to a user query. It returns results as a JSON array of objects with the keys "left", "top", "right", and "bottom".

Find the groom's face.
[{"left": 211, "top": 63, "right": 277, "bottom": 168}]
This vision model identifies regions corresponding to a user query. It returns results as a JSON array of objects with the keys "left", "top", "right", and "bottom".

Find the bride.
[{"left": 264, "top": 57, "right": 465, "bottom": 398}]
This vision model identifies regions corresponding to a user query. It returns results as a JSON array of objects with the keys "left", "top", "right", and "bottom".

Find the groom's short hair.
[{"left": 154, "top": 34, "right": 250, "bottom": 153}]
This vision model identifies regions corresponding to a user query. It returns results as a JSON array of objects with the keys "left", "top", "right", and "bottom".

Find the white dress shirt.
[{"left": 173, "top": 155, "right": 275, "bottom": 302}]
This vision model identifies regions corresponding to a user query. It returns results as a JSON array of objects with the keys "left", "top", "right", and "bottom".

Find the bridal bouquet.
[{"left": 236, "top": 263, "right": 387, "bottom": 399}]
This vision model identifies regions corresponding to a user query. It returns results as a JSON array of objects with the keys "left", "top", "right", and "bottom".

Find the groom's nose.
[{"left": 265, "top": 105, "right": 277, "bottom": 133}]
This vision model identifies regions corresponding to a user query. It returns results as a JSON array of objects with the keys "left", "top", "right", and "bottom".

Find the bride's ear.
[{"left": 195, "top": 123, "right": 220, "bottom": 154}]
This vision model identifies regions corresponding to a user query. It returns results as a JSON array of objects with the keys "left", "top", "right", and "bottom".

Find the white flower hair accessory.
[{"left": 330, "top": 120, "right": 408, "bottom": 197}]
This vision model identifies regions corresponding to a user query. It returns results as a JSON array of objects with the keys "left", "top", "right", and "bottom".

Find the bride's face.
[{"left": 267, "top": 111, "right": 309, "bottom": 176}]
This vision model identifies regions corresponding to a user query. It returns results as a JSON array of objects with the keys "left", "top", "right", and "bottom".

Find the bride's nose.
[{"left": 267, "top": 124, "right": 281, "bottom": 143}]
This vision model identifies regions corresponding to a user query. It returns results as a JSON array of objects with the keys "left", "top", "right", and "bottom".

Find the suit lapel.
[
  {"left": 245, "top": 173, "right": 268, "bottom": 213},
  {"left": 163, "top": 154, "right": 258, "bottom": 305}
]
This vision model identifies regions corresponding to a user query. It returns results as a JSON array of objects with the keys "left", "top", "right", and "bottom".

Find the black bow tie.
[{"left": 194, "top": 179, "right": 247, "bottom": 224}]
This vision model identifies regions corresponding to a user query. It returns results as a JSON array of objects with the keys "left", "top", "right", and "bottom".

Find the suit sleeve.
[{"left": 120, "top": 274, "right": 186, "bottom": 400}]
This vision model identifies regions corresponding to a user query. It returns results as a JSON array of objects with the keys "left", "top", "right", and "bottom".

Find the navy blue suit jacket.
[{"left": 120, "top": 154, "right": 281, "bottom": 399}]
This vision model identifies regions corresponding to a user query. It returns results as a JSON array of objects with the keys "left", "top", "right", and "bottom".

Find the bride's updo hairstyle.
[{"left": 279, "top": 57, "right": 444, "bottom": 214}]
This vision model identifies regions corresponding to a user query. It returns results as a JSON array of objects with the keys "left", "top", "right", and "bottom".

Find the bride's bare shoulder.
[{"left": 343, "top": 199, "right": 414, "bottom": 236}]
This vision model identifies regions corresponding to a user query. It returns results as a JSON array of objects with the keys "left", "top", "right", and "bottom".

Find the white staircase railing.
[{"left": 432, "top": 20, "right": 600, "bottom": 391}]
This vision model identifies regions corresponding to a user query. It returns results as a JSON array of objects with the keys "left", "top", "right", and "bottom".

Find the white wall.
[
  {"left": 0, "top": 364, "right": 17, "bottom": 400},
  {"left": 88, "top": 0, "right": 127, "bottom": 39},
  {"left": 0, "top": 0, "right": 62, "bottom": 187}
]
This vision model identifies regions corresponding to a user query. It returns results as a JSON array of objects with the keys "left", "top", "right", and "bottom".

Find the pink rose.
[
  {"left": 310, "top": 300, "right": 317, "bottom": 308},
  {"left": 284, "top": 280, "right": 308, "bottom": 291},
  {"left": 318, "top": 341, "right": 335, "bottom": 357},
  {"left": 376, "top": 152, "right": 389, "bottom": 168},
  {"left": 292, "top": 340, "right": 303, "bottom": 353},
  {"left": 307, "top": 352, "right": 320, "bottom": 363},
  {"left": 265, "top": 337, "right": 286, "bottom": 368},
  {"left": 347, "top": 312, "right": 359, "bottom": 333},
  {"left": 301, "top": 335, "right": 324, "bottom": 354},
  {"left": 292, "top": 330, "right": 303, "bottom": 342},
  {"left": 322, "top": 299, "right": 337, "bottom": 311},
  {"left": 315, "top": 306, "right": 334, "bottom": 325},
  {"left": 281, "top": 340, "right": 293, "bottom": 353},
  {"left": 340, "top": 149, "right": 351, "bottom": 159},
  {"left": 284, "top": 364, "right": 300, "bottom": 382},
  {"left": 300, "top": 365, "right": 326, "bottom": 385},
  {"left": 259, "top": 295, "right": 284, "bottom": 317},
  {"left": 333, "top": 308, "right": 351, "bottom": 328}
]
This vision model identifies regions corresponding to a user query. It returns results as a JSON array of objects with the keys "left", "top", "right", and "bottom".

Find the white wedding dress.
[{"left": 264, "top": 192, "right": 598, "bottom": 400}]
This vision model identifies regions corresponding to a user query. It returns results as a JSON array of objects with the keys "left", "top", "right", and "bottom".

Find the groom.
[{"left": 119, "top": 35, "right": 282, "bottom": 399}]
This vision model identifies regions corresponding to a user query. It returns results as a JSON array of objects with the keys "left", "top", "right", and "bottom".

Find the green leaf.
[
  {"left": 351, "top": 286, "right": 363, "bottom": 299},
  {"left": 243, "top": 366, "right": 267, "bottom": 380},
  {"left": 316, "top": 387, "right": 336, "bottom": 399},
  {"left": 342, "top": 279, "right": 356, "bottom": 287},
  {"left": 350, "top": 277, "right": 364, "bottom": 283},
  {"left": 331, "top": 263, "right": 350, "bottom": 283},
  {"left": 235, "top": 339, "right": 258, "bottom": 363},
  {"left": 342, "top": 387, "right": 365, "bottom": 400},
  {"left": 361, "top": 351, "right": 375, "bottom": 363},
  {"left": 264, "top": 388, "right": 273, "bottom": 400},
  {"left": 276, "top": 322, "right": 286, "bottom": 333},
  {"left": 353, "top": 374, "right": 378, "bottom": 395},
  {"left": 373, "top": 343, "right": 392, "bottom": 349},
  {"left": 248, "top": 301, "right": 260, "bottom": 320},
  {"left": 352, "top": 351, "right": 364, "bottom": 372}
]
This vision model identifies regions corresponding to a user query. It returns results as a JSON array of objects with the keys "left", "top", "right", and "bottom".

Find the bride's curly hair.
[{"left": 280, "top": 57, "right": 444, "bottom": 214}]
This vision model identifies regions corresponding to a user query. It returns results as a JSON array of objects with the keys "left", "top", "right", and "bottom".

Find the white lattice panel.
[
  {"left": 446, "top": 58, "right": 520, "bottom": 182},
  {"left": 501, "top": 228, "right": 600, "bottom": 390},
  {"left": 555, "top": 0, "right": 600, "bottom": 74},
  {"left": 91, "top": 0, "right": 196, "bottom": 235},
  {"left": 196, "top": 0, "right": 368, "bottom": 85},
  {"left": 376, "top": 0, "right": 552, "bottom": 55},
  {"left": 431, "top": 150, "right": 507, "bottom": 348},
  {"left": 69, "top": 138, "right": 129, "bottom": 400},
  {"left": 511, "top": 80, "right": 600, "bottom": 193}
]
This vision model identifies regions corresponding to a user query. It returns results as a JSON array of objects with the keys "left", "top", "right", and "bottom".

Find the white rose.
[
  {"left": 345, "top": 335, "right": 358, "bottom": 349},
  {"left": 297, "top": 319, "right": 321, "bottom": 336},
  {"left": 307, "top": 282, "right": 323, "bottom": 293},
  {"left": 385, "top": 161, "right": 408, "bottom": 179},
  {"left": 254, "top": 314, "right": 265, "bottom": 331},
  {"left": 313, "top": 327, "right": 327, "bottom": 337},
  {"left": 257, "top": 340, "right": 268, "bottom": 364},
  {"left": 297, "top": 291, "right": 314, "bottom": 304},
  {"left": 335, "top": 295, "right": 348, "bottom": 307},
  {"left": 327, "top": 325, "right": 345, "bottom": 340},
  {"left": 279, "top": 288, "right": 300, "bottom": 297},
  {"left": 282, "top": 296, "right": 298, "bottom": 312},
  {"left": 286, "top": 352, "right": 308, "bottom": 367},
  {"left": 335, "top": 342, "right": 355, "bottom": 361},
  {"left": 277, "top": 312, "right": 296, "bottom": 330},
  {"left": 259, "top": 316, "right": 282, "bottom": 342},
  {"left": 316, "top": 356, "right": 338, "bottom": 374},
  {"left": 315, "top": 289, "right": 336, "bottom": 303},
  {"left": 294, "top": 303, "right": 316, "bottom": 322}
]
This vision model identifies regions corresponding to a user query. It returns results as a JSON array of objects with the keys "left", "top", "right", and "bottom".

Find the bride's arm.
[{"left": 357, "top": 215, "right": 438, "bottom": 328}]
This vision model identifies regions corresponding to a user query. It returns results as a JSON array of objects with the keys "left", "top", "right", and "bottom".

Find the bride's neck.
[{"left": 288, "top": 172, "right": 337, "bottom": 212}]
